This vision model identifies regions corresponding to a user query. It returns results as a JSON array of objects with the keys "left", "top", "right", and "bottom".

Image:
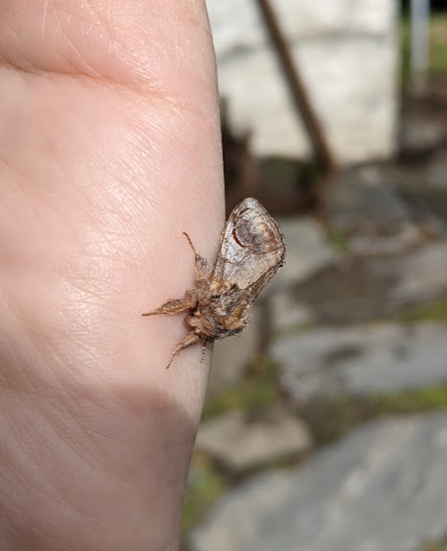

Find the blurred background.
[{"left": 183, "top": 1, "right": 447, "bottom": 550}]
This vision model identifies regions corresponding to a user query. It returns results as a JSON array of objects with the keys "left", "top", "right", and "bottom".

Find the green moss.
[
  {"left": 398, "top": 293, "right": 447, "bottom": 324},
  {"left": 429, "top": 15, "right": 447, "bottom": 75},
  {"left": 400, "top": 16, "right": 411, "bottom": 84},
  {"left": 299, "top": 162, "right": 324, "bottom": 188},
  {"left": 326, "top": 228, "right": 349, "bottom": 254},
  {"left": 417, "top": 537, "right": 447, "bottom": 551},
  {"left": 182, "top": 452, "right": 227, "bottom": 535},
  {"left": 274, "top": 320, "right": 316, "bottom": 341},
  {"left": 202, "top": 379, "right": 277, "bottom": 420},
  {"left": 202, "top": 357, "right": 281, "bottom": 420},
  {"left": 263, "top": 156, "right": 300, "bottom": 183},
  {"left": 400, "top": 14, "right": 447, "bottom": 85},
  {"left": 300, "top": 386, "right": 447, "bottom": 447},
  {"left": 373, "top": 385, "right": 447, "bottom": 414}
]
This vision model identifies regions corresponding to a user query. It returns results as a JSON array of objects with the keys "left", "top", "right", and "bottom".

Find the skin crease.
[{"left": 0, "top": 1, "right": 224, "bottom": 550}]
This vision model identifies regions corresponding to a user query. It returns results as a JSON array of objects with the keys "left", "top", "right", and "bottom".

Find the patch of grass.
[
  {"left": 274, "top": 319, "right": 316, "bottom": 341},
  {"left": 373, "top": 385, "right": 447, "bottom": 414},
  {"left": 202, "top": 357, "right": 281, "bottom": 420},
  {"left": 429, "top": 14, "right": 447, "bottom": 75},
  {"left": 300, "top": 385, "right": 447, "bottom": 447},
  {"left": 202, "top": 378, "right": 277, "bottom": 420},
  {"left": 400, "top": 14, "right": 447, "bottom": 84},
  {"left": 400, "top": 16, "right": 411, "bottom": 84},
  {"left": 326, "top": 228, "right": 349, "bottom": 254},
  {"left": 417, "top": 536, "right": 447, "bottom": 551},
  {"left": 299, "top": 162, "right": 324, "bottom": 188},
  {"left": 182, "top": 452, "right": 227, "bottom": 535},
  {"left": 397, "top": 293, "right": 447, "bottom": 324}
]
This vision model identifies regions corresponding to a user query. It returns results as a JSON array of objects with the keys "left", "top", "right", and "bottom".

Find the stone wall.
[{"left": 206, "top": 0, "right": 398, "bottom": 164}]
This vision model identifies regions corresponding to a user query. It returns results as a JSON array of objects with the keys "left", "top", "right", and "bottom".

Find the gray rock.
[
  {"left": 271, "top": 290, "right": 314, "bottom": 331},
  {"left": 426, "top": 150, "right": 447, "bottom": 191},
  {"left": 292, "top": 241, "right": 447, "bottom": 324},
  {"left": 190, "top": 412, "right": 447, "bottom": 551},
  {"left": 327, "top": 167, "right": 412, "bottom": 234},
  {"left": 389, "top": 147, "right": 447, "bottom": 227},
  {"left": 293, "top": 255, "right": 399, "bottom": 324},
  {"left": 272, "top": 323, "right": 447, "bottom": 400},
  {"left": 391, "top": 243, "right": 447, "bottom": 306},
  {"left": 348, "top": 224, "right": 422, "bottom": 256},
  {"left": 400, "top": 113, "right": 447, "bottom": 155},
  {"left": 325, "top": 163, "right": 447, "bottom": 252},
  {"left": 275, "top": 217, "right": 337, "bottom": 288},
  {"left": 195, "top": 408, "right": 312, "bottom": 472}
]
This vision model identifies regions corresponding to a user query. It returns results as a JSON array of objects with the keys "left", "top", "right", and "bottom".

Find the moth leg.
[
  {"left": 182, "top": 232, "right": 211, "bottom": 281},
  {"left": 200, "top": 340, "right": 208, "bottom": 363},
  {"left": 142, "top": 294, "right": 196, "bottom": 317},
  {"left": 166, "top": 332, "right": 200, "bottom": 369}
]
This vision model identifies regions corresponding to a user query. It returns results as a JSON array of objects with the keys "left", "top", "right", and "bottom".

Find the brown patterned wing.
[{"left": 210, "top": 198, "right": 286, "bottom": 300}]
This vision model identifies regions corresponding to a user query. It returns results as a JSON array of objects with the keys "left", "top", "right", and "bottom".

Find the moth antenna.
[{"left": 183, "top": 232, "right": 200, "bottom": 258}]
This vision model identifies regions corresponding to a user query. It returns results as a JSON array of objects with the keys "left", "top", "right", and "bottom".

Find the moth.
[{"left": 142, "top": 197, "right": 286, "bottom": 369}]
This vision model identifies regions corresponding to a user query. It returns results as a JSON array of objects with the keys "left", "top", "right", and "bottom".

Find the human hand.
[{"left": 0, "top": 1, "right": 223, "bottom": 549}]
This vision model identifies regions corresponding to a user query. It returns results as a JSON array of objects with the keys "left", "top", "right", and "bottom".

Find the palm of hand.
[{"left": 0, "top": 2, "right": 222, "bottom": 549}]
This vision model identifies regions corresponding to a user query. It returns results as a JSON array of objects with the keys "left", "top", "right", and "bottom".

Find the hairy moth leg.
[
  {"left": 165, "top": 332, "right": 200, "bottom": 369},
  {"left": 200, "top": 341, "right": 207, "bottom": 363},
  {"left": 141, "top": 294, "right": 196, "bottom": 317}
]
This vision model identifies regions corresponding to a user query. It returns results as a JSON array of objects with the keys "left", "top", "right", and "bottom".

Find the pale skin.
[{"left": 0, "top": 1, "right": 224, "bottom": 550}]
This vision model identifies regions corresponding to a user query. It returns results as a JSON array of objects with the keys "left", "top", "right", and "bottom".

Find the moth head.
[
  {"left": 186, "top": 307, "right": 208, "bottom": 334},
  {"left": 186, "top": 311, "right": 201, "bottom": 328},
  {"left": 186, "top": 305, "right": 216, "bottom": 339}
]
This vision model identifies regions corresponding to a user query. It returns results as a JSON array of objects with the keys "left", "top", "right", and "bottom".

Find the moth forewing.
[
  {"left": 244, "top": 262, "right": 284, "bottom": 303},
  {"left": 211, "top": 197, "right": 285, "bottom": 294}
]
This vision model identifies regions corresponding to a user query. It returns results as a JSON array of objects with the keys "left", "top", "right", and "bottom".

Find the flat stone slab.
[
  {"left": 292, "top": 241, "right": 447, "bottom": 324},
  {"left": 327, "top": 167, "right": 413, "bottom": 234},
  {"left": 272, "top": 323, "right": 447, "bottom": 400},
  {"left": 191, "top": 412, "right": 447, "bottom": 551},
  {"left": 274, "top": 217, "right": 337, "bottom": 289},
  {"left": 195, "top": 408, "right": 312, "bottom": 473},
  {"left": 391, "top": 243, "right": 447, "bottom": 306}
]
